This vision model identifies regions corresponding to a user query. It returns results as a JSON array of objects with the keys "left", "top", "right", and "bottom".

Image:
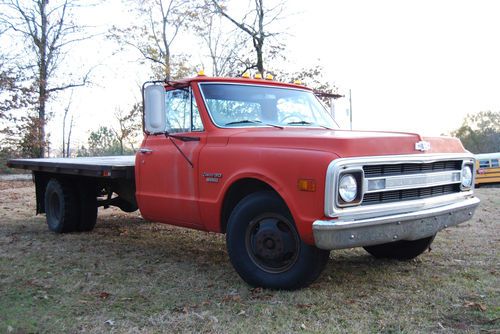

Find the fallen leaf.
[
  {"left": 222, "top": 294, "right": 241, "bottom": 303},
  {"left": 463, "top": 301, "right": 486, "bottom": 311},
  {"left": 250, "top": 287, "right": 263, "bottom": 295},
  {"left": 172, "top": 306, "right": 188, "bottom": 313},
  {"left": 99, "top": 292, "right": 110, "bottom": 299},
  {"left": 296, "top": 303, "right": 313, "bottom": 309}
]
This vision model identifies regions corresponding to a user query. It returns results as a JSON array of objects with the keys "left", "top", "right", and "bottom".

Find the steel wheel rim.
[{"left": 244, "top": 213, "right": 300, "bottom": 274}]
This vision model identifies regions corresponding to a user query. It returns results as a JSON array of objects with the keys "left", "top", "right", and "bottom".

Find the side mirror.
[{"left": 143, "top": 83, "right": 166, "bottom": 134}]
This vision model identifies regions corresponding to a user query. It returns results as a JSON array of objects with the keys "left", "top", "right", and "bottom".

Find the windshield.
[{"left": 199, "top": 83, "right": 338, "bottom": 129}]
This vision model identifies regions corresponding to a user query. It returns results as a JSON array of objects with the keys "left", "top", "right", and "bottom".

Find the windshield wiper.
[
  {"left": 225, "top": 119, "right": 283, "bottom": 129},
  {"left": 225, "top": 119, "right": 260, "bottom": 126},
  {"left": 287, "top": 120, "right": 313, "bottom": 126},
  {"left": 287, "top": 120, "right": 333, "bottom": 130}
]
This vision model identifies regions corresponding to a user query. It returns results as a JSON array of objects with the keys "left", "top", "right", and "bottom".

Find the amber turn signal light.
[{"left": 297, "top": 179, "right": 316, "bottom": 192}]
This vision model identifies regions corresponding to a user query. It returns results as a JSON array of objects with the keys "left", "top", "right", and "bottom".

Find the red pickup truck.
[{"left": 8, "top": 75, "right": 480, "bottom": 290}]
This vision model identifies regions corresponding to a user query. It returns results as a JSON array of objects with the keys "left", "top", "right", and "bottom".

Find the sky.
[
  {"left": 285, "top": 0, "right": 500, "bottom": 135},
  {"left": 18, "top": 0, "right": 500, "bottom": 151}
]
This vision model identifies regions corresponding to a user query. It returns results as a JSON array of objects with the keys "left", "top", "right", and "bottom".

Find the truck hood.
[{"left": 226, "top": 128, "right": 466, "bottom": 157}]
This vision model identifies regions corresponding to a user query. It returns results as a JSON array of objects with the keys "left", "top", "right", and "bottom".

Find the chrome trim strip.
[
  {"left": 313, "top": 196, "right": 480, "bottom": 250},
  {"left": 363, "top": 170, "right": 462, "bottom": 194},
  {"left": 324, "top": 154, "right": 476, "bottom": 218}
]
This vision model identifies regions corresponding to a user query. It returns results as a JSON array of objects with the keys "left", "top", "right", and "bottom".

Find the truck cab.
[{"left": 136, "top": 75, "right": 479, "bottom": 289}]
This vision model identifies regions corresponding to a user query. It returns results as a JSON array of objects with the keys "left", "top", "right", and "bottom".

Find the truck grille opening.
[
  {"left": 360, "top": 160, "right": 464, "bottom": 206},
  {"left": 362, "top": 184, "right": 460, "bottom": 205},
  {"left": 363, "top": 160, "right": 462, "bottom": 177}
]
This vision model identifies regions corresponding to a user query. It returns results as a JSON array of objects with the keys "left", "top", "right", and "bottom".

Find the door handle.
[{"left": 139, "top": 148, "right": 153, "bottom": 154}]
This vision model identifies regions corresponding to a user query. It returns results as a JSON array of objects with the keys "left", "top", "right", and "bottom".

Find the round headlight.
[
  {"left": 339, "top": 174, "right": 357, "bottom": 202},
  {"left": 461, "top": 165, "right": 473, "bottom": 188}
]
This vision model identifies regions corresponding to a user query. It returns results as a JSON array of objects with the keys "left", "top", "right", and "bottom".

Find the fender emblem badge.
[
  {"left": 415, "top": 141, "right": 431, "bottom": 152},
  {"left": 202, "top": 172, "right": 222, "bottom": 183}
]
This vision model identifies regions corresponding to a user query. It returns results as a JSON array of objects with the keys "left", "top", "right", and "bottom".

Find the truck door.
[{"left": 136, "top": 86, "right": 206, "bottom": 228}]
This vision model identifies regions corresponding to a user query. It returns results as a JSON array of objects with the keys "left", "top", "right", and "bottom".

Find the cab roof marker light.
[
  {"left": 294, "top": 79, "right": 302, "bottom": 85},
  {"left": 197, "top": 69, "right": 206, "bottom": 76},
  {"left": 265, "top": 74, "right": 274, "bottom": 80},
  {"left": 254, "top": 73, "right": 262, "bottom": 79},
  {"left": 242, "top": 72, "right": 250, "bottom": 78}
]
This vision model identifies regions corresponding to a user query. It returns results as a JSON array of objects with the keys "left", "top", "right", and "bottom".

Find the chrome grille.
[
  {"left": 362, "top": 184, "right": 460, "bottom": 205},
  {"left": 360, "top": 160, "right": 464, "bottom": 206},
  {"left": 325, "top": 154, "right": 474, "bottom": 218},
  {"left": 363, "top": 160, "right": 462, "bottom": 177}
]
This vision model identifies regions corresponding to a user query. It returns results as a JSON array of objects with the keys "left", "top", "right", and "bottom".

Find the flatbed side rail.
[{"left": 7, "top": 156, "right": 136, "bottom": 179}]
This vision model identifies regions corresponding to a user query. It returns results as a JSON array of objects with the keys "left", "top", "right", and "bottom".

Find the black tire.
[
  {"left": 44, "top": 178, "right": 79, "bottom": 233},
  {"left": 77, "top": 183, "right": 98, "bottom": 232},
  {"left": 363, "top": 235, "right": 436, "bottom": 260},
  {"left": 226, "top": 191, "right": 330, "bottom": 290}
]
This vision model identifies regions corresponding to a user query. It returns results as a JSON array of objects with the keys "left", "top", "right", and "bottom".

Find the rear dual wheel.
[
  {"left": 226, "top": 191, "right": 330, "bottom": 290},
  {"left": 45, "top": 179, "right": 79, "bottom": 233},
  {"left": 44, "top": 178, "right": 97, "bottom": 233},
  {"left": 77, "top": 183, "right": 98, "bottom": 231}
]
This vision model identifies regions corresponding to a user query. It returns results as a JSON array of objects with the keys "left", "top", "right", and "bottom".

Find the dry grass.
[{"left": 0, "top": 180, "right": 498, "bottom": 333}]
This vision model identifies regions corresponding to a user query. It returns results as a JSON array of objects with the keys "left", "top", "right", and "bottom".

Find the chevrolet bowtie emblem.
[{"left": 415, "top": 141, "right": 431, "bottom": 151}]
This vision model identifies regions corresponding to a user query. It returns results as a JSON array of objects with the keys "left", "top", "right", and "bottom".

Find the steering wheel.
[{"left": 280, "top": 113, "right": 305, "bottom": 123}]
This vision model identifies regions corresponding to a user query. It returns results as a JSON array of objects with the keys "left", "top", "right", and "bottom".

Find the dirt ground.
[{"left": 0, "top": 180, "right": 498, "bottom": 333}]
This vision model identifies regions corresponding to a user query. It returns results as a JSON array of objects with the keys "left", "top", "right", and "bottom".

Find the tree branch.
[{"left": 211, "top": 0, "right": 256, "bottom": 37}]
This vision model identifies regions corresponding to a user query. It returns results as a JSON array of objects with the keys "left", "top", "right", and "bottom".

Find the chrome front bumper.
[{"left": 312, "top": 197, "right": 480, "bottom": 250}]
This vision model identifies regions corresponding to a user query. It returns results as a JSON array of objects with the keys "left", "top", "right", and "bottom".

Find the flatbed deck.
[{"left": 7, "top": 156, "right": 136, "bottom": 179}]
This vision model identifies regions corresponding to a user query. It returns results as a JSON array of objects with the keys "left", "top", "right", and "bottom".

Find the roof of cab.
[{"left": 167, "top": 76, "right": 313, "bottom": 91}]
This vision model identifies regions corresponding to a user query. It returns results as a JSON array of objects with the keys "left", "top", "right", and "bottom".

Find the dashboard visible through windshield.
[{"left": 199, "top": 83, "right": 338, "bottom": 129}]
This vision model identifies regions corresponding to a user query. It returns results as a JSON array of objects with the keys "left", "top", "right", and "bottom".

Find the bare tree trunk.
[
  {"left": 211, "top": 0, "right": 282, "bottom": 76},
  {"left": 62, "top": 109, "right": 67, "bottom": 158},
  {"left": 109, "top": 0, "right": 193, "bottom": 81},
  {"left": 119, "top": 138, "right": 124, "bottom": 155},
  {"left": 1, "top": 0, "right": 94, "bottom": 158},
  {"left": 62, "top": 91, "right": 73, "bottom": 157},
  {"left": 160, "top": 1, "right": 172, "bottom": 80},
  {"left": 66, "top": 115, "right": 73, "bottom": 157},
  {"left": 62, "top": 118, "right": 66, "bottom": 157},
  {"left": 38, "top": 0, "right": 48, "bottom": 157},
  {"left": 255, "top": 39, "right": 264, "bottom": 74},
  {"left": 256, "top": 0, "right": 264, "bottom": 74}
]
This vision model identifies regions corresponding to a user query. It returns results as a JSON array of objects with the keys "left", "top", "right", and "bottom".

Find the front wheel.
[
  {"left": 226, "top": 191, "right": 330, "bottom": 290},
  {"left": 363, "top": 235, "right": 436, "bottom": 260}
]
